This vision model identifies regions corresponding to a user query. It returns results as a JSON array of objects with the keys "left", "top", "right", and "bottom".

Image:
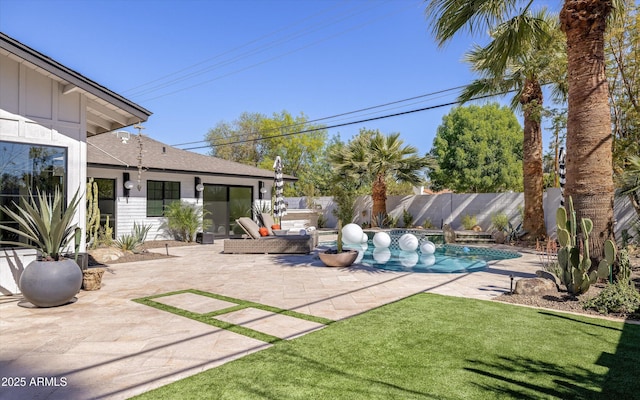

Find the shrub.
[
  {"left": 402, "top": 208, "right": 413, "bottom": 228},
  {"left": 583, "top": 248, "right": 640, "bottom": 315},
  {"left": 164, "top": 201, "right": 206, "bottom": 242},
  {"left": 114, "top": 233, "right": 143, "bottom": 253},
  {"left": 461, "top": 214, "right": 477, "bottom": 230},
  {"left": 422, "top": 218, "right": 435, "bottom": 229},
  {"left": 373, "top": 212, "right": 387, "bottom": 228},
  {"left": 491, "top": 213, "right": 509, "bottom": 232},
  {"left": 583, "top": 284, "right": 640, "bottom": 315},
  {"left": 133, "top": 221, "right": 151, "bottom": 244},
  {"left": 317, "top": 213, "right": 327, "bottom": 228},
  {"left": 387, "top": 215, "right": 399, "bottom": 228}
]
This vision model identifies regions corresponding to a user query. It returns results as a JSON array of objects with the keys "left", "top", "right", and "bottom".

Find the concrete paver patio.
[{"left": 0, "top": 240, "right": 541, "bottom": 399}]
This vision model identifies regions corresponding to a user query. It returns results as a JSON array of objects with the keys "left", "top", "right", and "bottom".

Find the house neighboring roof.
[
  {"left": 0, "top": 32, "right": 152, "bottom": 136},
  {"left": 87, "top": 132, "right": 298, "bottom": 181}
]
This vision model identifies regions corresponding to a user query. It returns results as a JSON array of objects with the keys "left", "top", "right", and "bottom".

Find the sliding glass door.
[{"left": 203, "top": 184, "right": 253, "bottom": 237}]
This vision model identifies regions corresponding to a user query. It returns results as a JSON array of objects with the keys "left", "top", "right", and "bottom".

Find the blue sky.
[{"left": 0, "top": 0, "right": 558, "bottom": 156}]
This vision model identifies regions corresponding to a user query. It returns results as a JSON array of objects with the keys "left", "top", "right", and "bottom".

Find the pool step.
[{"left": 454, "top": 231, "right": 495, "bottom": 244}]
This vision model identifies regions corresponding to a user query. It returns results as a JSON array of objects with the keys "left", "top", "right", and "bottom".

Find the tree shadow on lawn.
[
  {"left": 465, "top": 356, "right": 604, "bottom": 399},
  {"left": 465, "top": 313, "right": 640, "bottom": 399}
]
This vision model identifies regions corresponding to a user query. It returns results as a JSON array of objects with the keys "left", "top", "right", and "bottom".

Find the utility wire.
[
  {"left": 126, "top": 2, "right": 379, "bottom": 98},
  {"left": 130, "top": 1, "right": 401, "bottom": 101},
  {"left": 181, "top": 91, "right": 510, "bottom": 151},
  {"left": 121, "top": 1, "right": 346, "bottom": 95},
  {"left": 171, "top": 85, "right": 466, "bottom": 147}
]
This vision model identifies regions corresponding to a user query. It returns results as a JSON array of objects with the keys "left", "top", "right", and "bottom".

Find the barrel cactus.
[{"left": 556, "top": 197, "right": 616, "bottom": 295}]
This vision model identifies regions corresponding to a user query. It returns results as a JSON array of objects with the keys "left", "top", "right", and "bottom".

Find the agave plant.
[{"left": 0, "top": 187, "right": 82, "bottom": 261}]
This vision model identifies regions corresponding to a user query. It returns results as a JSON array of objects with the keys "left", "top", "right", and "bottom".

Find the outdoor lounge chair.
[{"left": 223, "top": 217, "right": 317, "bottom": 254}]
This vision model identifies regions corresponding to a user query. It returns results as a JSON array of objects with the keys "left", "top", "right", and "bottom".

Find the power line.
[
  {"left": 130, "top": 1, "right": 410, "bottom": 103},
  {"left": 121, "top": 1, "right": 347, "bottom": 96},
  {"left": 171, "top": 85, "right": 466, "bottom": 147},
  {"left": 181, "top": 91, "right": 509, "bottom": 151}
]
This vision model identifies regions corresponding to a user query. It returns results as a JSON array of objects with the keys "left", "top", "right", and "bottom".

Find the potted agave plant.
[
  {"left": 0, "top": 187, "right": 83, "bottom": 307},
  {"left": 318, "top": 220, "right": 358, "bottom": 267}
]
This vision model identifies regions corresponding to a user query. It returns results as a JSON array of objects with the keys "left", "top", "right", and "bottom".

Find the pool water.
[{"left": 339, "top": 242, "right": 521, "bottom": 273}]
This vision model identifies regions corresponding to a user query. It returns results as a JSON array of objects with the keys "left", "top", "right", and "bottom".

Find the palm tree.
[
  {"left": 559, "top": 1, "right": 619, "bottom": 257},
  {"left": 457, "top": 9, "right": 566, "bottom": 240},
  {"left": 425, "top": 0, "right": 621, "bottom": 260},
  {"left": 330, "top": 129, "right": 432, "bottom": 225}
]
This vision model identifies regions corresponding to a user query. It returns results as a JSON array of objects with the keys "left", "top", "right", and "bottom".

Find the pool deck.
[{"left": 0, "top": 239, "right": 543, "bottom": 399}]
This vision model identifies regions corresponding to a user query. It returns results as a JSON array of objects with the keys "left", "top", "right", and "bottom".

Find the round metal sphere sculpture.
[
  {"left": 420, "top": 240, "right": 436, "bottom": 255},
  {"left": 372, "top": 232, "right": 391, "bottom": 248},
  {"left": 398, "top": 233, "right": 419, "bottom": 251},
  {"left": 342, "top": 223, "right": 364, "bottom": 244}
]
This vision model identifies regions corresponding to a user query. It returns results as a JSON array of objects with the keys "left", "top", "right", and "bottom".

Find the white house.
[
  {"left": 87, "top": 132, "right": 297, "bottom": 241},
  {"left": 0, "top": 32, "right": 151, "bottom": 294},
  {"left": 1, "top": 32, "right": 299, "bottom": 295}
]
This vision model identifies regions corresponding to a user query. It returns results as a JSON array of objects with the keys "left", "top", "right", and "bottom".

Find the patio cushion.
[
  {"left": 237, "top": 217, "right": 261, "bottom": 239},
  {"left": 261, "top": 213, "right": 276, "bottom": 235}
]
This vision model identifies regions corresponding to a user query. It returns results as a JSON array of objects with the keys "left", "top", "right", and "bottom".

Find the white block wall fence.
[{"left": 286, "top": 188, "right": 636, "bottom": 241}]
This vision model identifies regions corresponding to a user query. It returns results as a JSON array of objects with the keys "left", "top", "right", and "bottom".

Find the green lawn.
[{"left": 132, "top": 293, "right": 640, "bottom": 400}]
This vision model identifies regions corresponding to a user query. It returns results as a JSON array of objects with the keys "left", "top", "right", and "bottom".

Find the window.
[
  {"left": 0, "top": 141, "right": 67, "bottom": 246},
  {"left": 147, "top": 180, "right": 180, "bottom": 217}
]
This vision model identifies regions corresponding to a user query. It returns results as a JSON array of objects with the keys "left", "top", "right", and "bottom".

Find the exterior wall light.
[
  {"left": 258, "top": 180, "right": 266, "bottom": 199},
  {"left": 195, "top": 177, "right": 204, "bottom": 202},
  {"left": 123, "top": 172, "right": 134, "bottom": 198}
]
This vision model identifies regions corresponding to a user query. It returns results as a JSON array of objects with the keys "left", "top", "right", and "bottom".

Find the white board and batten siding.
[{"left": 0, "top": 55, "right": 87, "bottom": 294}]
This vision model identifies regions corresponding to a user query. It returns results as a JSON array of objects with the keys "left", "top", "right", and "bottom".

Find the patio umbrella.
[
  {"left": 273, "top": 156, "right": 287, "bottom": 225},
  {"left": 559, "top": 147, "right": 566, "bottom": 207}
]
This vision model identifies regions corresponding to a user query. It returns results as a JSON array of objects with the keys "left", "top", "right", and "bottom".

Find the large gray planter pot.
[
  {"left": 19, "top": 259, "right": 82, "bottom": 307},
  {"left": 319, "top": 250, "right": 358, "bottom": 267}
]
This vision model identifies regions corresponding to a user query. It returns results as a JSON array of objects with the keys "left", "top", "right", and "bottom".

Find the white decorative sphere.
[
  {"left": 420, "top": 254, "right": 436, "bottom": 267},
  {"left": 342, "top": 223, "right": 363, "bottom": 244},
  {"left": 398, "top": 233, "right": 419, "bottom": 251},
  {"left": 372, "top": 232, "right": 391, "bottom": 248},
  {"left": 372, "top": 248, "right": 391, "bottom": 264},
  {"left": 354, "top": 250, "right": 364, "bottom": 264},
  {"left": 361, "top": 233, "right": 369, "bottom": 243},
  {"left": 399, "top": 251, "right": 419, "bottom": 267},
  {"left": 420, "top": 241, "right": 436, "bottom": 255},
  {"left": 345, "top": 242, "right": 368, "bottom": 251}
]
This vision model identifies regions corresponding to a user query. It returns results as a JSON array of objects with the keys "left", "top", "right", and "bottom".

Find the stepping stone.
[
  {"left": 214, "top": 308, "right": 325, "bottom": 339},
  {"left": 153, "top": 293, "right": 237, "bottom": 314}
]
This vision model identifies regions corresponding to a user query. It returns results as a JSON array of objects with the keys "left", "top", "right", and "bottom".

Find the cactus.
[
  {"left": 556, "top": 197, "right": 616, "bottom": 295},
  {"left": 86, "top": 178, "right": 101, "bottom": 249}
]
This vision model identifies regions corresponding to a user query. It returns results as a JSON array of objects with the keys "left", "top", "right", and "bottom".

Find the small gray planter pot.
[{"left": 19, "top": 259, "right": 83, "bottom": 307}]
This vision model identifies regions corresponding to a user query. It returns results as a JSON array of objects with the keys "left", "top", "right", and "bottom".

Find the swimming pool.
[{"left": 325, "top": 238, "right": 521, "bottom": 273}]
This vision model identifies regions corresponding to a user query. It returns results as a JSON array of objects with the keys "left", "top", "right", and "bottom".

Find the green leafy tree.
[
  {"left": 607, "top": 3, "right": 640, "bottom": 178},
  {"left": 206, "top": 112, "right": 266, "bottom": 166},
  {"left": 430, "top": 104, "right": 523, "bottom": 193},
  {"left": 457, "top": 9, "right": 565, "bottom": 239},
  {"left": 329, "top": 129, "right": 431, "bottom": 225},
  {"left": 545, "top": 108, "right": 567, "bottom": 188},
  {"left": 206, "top": 111, "right": 327, "bottom": 196}
]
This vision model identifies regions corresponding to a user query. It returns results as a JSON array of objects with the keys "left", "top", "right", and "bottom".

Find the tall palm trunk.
[
  {"left": 371, "top": 173, "right": 387, "bottom": 226},
  {"left": 521, "top": 77, "right": 546, "bottom": 239},
  {"left": 560, "top": 0, "right": 615, "bottom": 260}
]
